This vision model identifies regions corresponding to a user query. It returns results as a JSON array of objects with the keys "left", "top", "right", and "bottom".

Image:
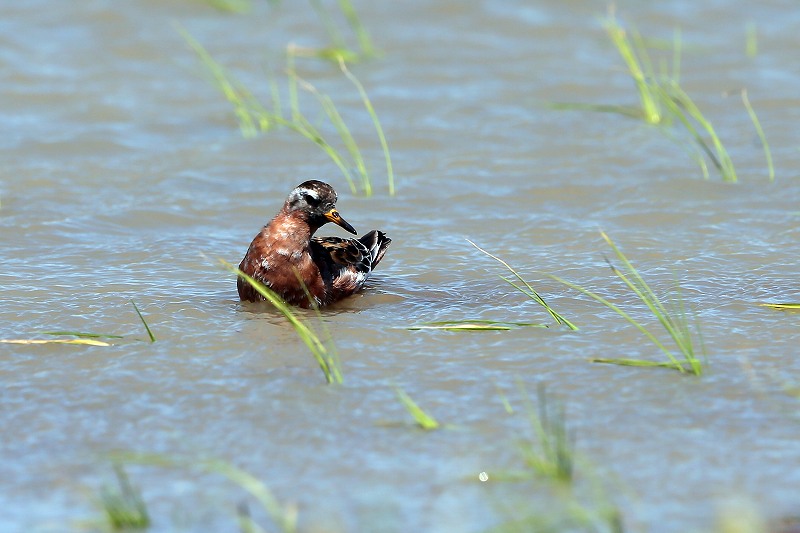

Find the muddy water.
[{"left": 2, "top": 1, "right": 799, "bottom": 532}]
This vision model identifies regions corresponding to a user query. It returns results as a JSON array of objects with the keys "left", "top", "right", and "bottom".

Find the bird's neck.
[{"left": 267, "top": 211, "right": 314, "bottom": 245}]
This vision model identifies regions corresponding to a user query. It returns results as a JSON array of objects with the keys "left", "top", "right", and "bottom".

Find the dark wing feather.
[{"left": 312, "top": 230, "right": 391, "bottom": 300}]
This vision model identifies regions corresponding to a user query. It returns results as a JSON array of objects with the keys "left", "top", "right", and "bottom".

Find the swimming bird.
[{"left": 237, "top": 180, "right": 391, "bottom": 307}]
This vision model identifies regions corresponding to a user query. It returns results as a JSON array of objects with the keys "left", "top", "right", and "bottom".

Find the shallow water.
[{"left": 2, "top": 1, "right": 799, "bottom": 532}]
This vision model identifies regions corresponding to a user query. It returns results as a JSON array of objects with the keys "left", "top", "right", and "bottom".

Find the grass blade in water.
[
  {"left": 0, "top": 338, "right": 111, "bottom": 347},
  {"left": 219, "top": 259, "right": 342, "bottom": 384},
  {"left": 396, "top": 388, "right": 440, "bottom": 430},
  {"left": 43, "top": 331, "right": 124, "bottom": 339},
  {"left": 130, "top": 300, "right": 155, "bottom": 343},
  {"left": 339, "top": 57, "right": 394, "bottom": 196},
  {"left": 407, "top": 320, "right": 547, "bottom": 331},
  {"left": 467, "top": 239, "right": 578, "bottom": 330},
  {"left": 101, "top": 464, "right": 150, "bottom": 531},
  {"left": 110, "top": 452, "right": 297, "bottom": 533},
  {"left": 546, "top": 232, "right": 704, "bottom": 375},
  {"left": 759, "top": 303, "right": 800, "bottom": 311}
]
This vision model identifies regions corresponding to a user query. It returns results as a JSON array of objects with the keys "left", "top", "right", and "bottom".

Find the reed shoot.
[{"left": 467, "top": 240, "right": 578, "bottom": 330}]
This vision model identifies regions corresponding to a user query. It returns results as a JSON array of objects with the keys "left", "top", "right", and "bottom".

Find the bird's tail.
[{"left": 359, "top": 230, "right": 391, "bottom": 269}]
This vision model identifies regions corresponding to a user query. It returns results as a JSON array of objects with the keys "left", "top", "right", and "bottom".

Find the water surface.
[{"left": 2, "top": 1, "right": 799, "bottom": 532}]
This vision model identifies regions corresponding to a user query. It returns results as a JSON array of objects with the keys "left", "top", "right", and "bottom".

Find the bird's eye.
[{"left": 302, "top": 192, "right": 321, "bottom": 207}]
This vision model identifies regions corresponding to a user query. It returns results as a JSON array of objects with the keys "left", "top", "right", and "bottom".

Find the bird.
[{"left": 237, "top": 180, "right": 391, "bottom": 307}]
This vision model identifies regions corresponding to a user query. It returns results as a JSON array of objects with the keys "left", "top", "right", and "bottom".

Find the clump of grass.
[
  {"left": 109, "top": 453, "right": 297, "bottom": 533},
  {"left": 550, "top": 15, "right": 772, "bottom": 183},
  {"left": 220, "top": 259, "right": 342, "bottom": 384},
  {"left": 178, "top": 27, "right": 392, "bottom": 197},
  {"left": 467, "top": 240, "right": 578, "bottom": 330},
  {"left": 487, "top": 384, "right": 624, "bottom": 533},
  {"left": 518, "top": 383, "right": 574, "bottom": 484},
  {"left": 395, "top": 387, "right": 440, "bottom": 430},
  {"left": 130, "top": 300, "right": 155, "bottom": 343},
  {"left": 547, "top": 232, "right": 705, "bottom": 375},
  {"left": 101, "top": 464, "right": 150, "bottom": 531}
]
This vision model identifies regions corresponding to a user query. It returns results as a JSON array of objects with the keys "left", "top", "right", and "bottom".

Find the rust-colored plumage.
[{"left": 237, "top": 180, "right": 391, "bottom": 307}]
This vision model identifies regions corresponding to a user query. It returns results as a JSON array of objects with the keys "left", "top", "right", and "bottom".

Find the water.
[{"left": 2, "top": 1, "right": 799, "bottom": 531}]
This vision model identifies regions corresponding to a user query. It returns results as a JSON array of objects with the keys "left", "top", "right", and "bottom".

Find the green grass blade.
[
  {"left": 111, "top": 453, "right": 297, "bottom": 533},
  {"left": 495, "top": 383, "right": 514, "bottom": 414},
  {"left": 467, "top": 239, "right": 578, "bottom": 330},
  {"left": 517, "top": 382, "right": 574, "bottom": 483},
  {"left": 177, "top": 25, "right": 268, "bottom": 138},
  {"left": 665, "top": 83, "right": 737, "bottom": 182},
  {"left": 0, "top": 338, "right": 111, "bottom": 347},
  {"left": 745, "top": 22, "right": 758, "bottom": 58},
  {"left": 309, "top": 0, "right": 346, "bottom": 51},
  {"left": 200, "top": 459, "right": 298, "bottom": 533},
  {"left": 545, "top": 273, "right": 683, "bottom": 371},
  {"left": 407, "top": 320, "right": 547, "bottom": 331},
  {"left": 741, "top": 89, "right": 774, "bottom": 181},
  {"left": 601, "top": 232, "right": 672, "bottom": 324},
  {"left": 499, "top": 276, "right": 579, "bottom": 330},
  {"left": 219, "top": 259, "right": 341, "bottom": 384},
  {"left": 338, "top": 0, "right": 376, "bottom": 57},
  {"left": 600, "top": 232, "right": 701, "bottom": 370},
  {"left": 605, "top": 17, "right": 661, "bottom": 124},
  {"left": 760, "top": 302, "right": 800, "bottom": 310},
  {"left": 43, "top": 331, "right": 124, "bottom": 339},
  {"left": 546, "top": 102, "right": 643, "bottom": 119},
  {"left": 293, "top": 73, "right": 370, "bottom": 195},
  {"left": 101, "top": 464, "right": 150, "bottom": 531},
  {"left": 590, "top": 358, "right": 694, "bottom": 371},
  {"left": 339, "top": 57, "right": 394, "bottom": 196},
  {"left": 130, "top": 300, "right": 155, "bottom": 343},
  {"left": 396, "top": 388, "right": 440, "bottom": 430},
  {"left": 293, "top": 270, "right": 344, "bottom": 384}
]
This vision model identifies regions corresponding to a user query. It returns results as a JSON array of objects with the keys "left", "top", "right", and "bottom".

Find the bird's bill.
[{"left": 324, "top": 208, "right": 357, "bottom": 235}]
